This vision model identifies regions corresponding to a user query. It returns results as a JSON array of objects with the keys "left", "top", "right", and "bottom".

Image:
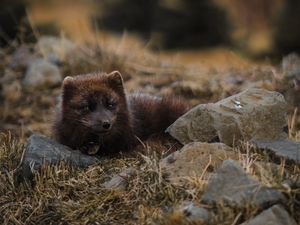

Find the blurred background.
[
  {"left": 1, "top": 0, "right": 300, "bottom": 64},
  {"left": 0, "top": 0, "right": 300, "bottom": 137}
]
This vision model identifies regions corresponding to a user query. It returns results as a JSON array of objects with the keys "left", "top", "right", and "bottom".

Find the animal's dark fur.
[{"left": 52, "top": 72, "right": 190, "bottom": 155}]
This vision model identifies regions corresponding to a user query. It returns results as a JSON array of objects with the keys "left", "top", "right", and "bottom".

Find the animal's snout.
[{"left": 102, "top": 120, "right": 111, "bottom": 130}]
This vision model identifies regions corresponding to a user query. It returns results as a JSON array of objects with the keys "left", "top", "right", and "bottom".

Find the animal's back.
[{"left": 128, "top": 93, "right": 191, "bottom": 140}]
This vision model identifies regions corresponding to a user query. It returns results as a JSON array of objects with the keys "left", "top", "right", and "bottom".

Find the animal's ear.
[
  {"left": 62, "top": 76, "right": 75, "bottom": 101},
  {"left": 63, "top": 76, "right": 74, "bottom": 86},
  {"left": 106, "top": 71, "right": 124, "bottom": 90}
]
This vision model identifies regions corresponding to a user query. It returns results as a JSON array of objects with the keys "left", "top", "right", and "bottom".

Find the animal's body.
[{"left": 52, "top": 71, "right": 190, "bottom": 155}]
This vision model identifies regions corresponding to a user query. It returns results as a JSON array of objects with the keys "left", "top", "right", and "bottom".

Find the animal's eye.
[
  {"left": 106, "top": 98, "right": 117, "bottom": 110},
  {"left": 88, "top": 101, "right": 96, "bottom": 111},
  {"left": 79, "top": 103, "right": 89, "bottom": 114}
]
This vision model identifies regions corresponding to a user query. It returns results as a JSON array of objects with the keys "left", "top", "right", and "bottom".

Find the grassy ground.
[
  {"left": 1, "top": 134, "right": 300, "bottom": 224},
  {"left": 0, "top": 35, "right": 300, "bottom": 224}
]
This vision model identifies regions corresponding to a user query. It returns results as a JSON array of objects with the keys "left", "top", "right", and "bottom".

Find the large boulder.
[
  {"left": 17, "top": 134, "right": 98, "bottom": 180},
  {"left": 167, "top": 88, "right": 288, "bottom": 146},
  {"left": 160, "top": 142, "right": 236, "bottom": 185},
  {"left": 201, "top": 160, "right": 286, "bottom": 208}
]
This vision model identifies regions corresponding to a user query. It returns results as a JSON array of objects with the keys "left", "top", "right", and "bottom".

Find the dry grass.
[
  {"left": 1, "top": 132, "right": 300, "bottom": 224},
  {"left": 0, "top": 133, "right": 192, "bottom": 224},
  {"left": 0, "top": 34, "right": 300, "bottom": 224}
]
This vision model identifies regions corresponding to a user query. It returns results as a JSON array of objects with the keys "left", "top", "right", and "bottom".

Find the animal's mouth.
[
  {"left": 93, "top": 129, "right": 111, "bottom": 135},
  {"left": 92, "top": 124, "right": 112, "bottom": 135}
]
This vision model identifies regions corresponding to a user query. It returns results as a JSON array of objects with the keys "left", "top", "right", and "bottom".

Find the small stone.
[
  {"left": 167, "top": 88, "right": 288, "bottom": 146},
  {"left": 295, "top": 176, "right": 300, "bottom": 188},
  {"left": 282, "top": 53, "right": 300, "bottom": 78},
  {"left": 225, "top": 75, "right": 244, "bottom": 86},
  {"left": 2, "top": 80, "right": 22, "bottom": 103},
  {"left": 279, "top": 53, "right": 300, "bottom": 108},
  {"left": 18, "top": 134, "right": 98, "bottom": 179},
  {"left": 103, "top": 167, "right": 136, "bottom": 191},
  {"left": 250, "top": 161, "right": 288, "bottom": 183},
  {"left": 160, "top": 142, "right": 237, "bottom": 186},
  {"left": 201, "top": 160, "right": 286, "bottom": 208},
  {"left": 241, "top": 204, "right": 297, "bottom": 225},
  {"left": 1, "top": 69, "right": 18, "bottom": 84},
  {"left": 23, "top": 59, "right": 62, "bottom": 89},
  {"left": 10, "top": 45, "right": 34, "bottom": 70},
  {"left": 171, "top": 80, "right": 212, "bottom": 98},
  {"left": 282, "top": 176, "right": 300, "bottom": 190},
  {"left": 47, "top": 53, "right": 63, "bottom": 66},
  {"left": 36, "top": 36, "right": 76, "bottom": 62},
  {"left": 180, "top": 202, "right": 212, "bottom": 222},
  {"left": 251, "top": 139, "right": 300, "bottom": 164}
]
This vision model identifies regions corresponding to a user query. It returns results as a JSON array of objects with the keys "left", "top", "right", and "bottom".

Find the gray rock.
[
  {"left": 167, "top": 88, "right": 288, "bottom": 146},
  {"left": 282, "top": 176, "right": 300, "bottom": 190},
  {"left": 18, "top": 134, "right": 98, "bottom": 179},
  {"left": 180, "top": 202, "right": 212, "bottom": 222},
  {"left": 2, "top": 79, "right": 22, "bottom": 103},
  {"left": 1, "top": 69, "right": 18, "bottom": 84},
  {"left": 251, "top": 139, "right": 300, "bottom": 164},
  {"left": 36, "top": 36, "right": 76, "bottom": 63},
  {"left": 250, "top": 161, "right": 288, "bottom": 183},
  {"left": 241, "top": 204, "right": 297, "bottom": 225},
  {"left": 103, "top": 167, "right": 136, "bottom": 191},
  {"left": 294, "top": 176, "right": 300, "bottom": 188},
  {"left": 280, "top": 53, "right": 300, "bottom": 108},
  {"left": 23, "top": 59, "right": 62, "bottom": 89},
  {"left": 47, "top": 53, "right": 63, "bottom": 66},
  {"left": 160, "top": 142, "right": 237, "bottom": 186},
  {"left": 282, "top": 53, "right": 300, "bottom": 79},
  {"left": 10, "top": 46, "right": 34, "bottom": 70},
  {"left": 201, "top": 160, "right": 286, "bottom": 208},
  {"left": 171, "top": 80, "right": 213, "bottom": 98}
]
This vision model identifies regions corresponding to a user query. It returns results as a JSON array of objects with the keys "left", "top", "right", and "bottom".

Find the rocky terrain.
[{"left": 0, "top": 36, "right": 300, "bottom": 225}]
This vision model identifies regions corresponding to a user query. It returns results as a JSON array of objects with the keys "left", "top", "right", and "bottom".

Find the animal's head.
[{"left": 61, "top": 71, "right": 126, "bottom": 135}]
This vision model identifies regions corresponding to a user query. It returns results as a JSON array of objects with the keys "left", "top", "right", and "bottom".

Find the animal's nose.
[{"left": 102, "top": 121, "right": 111, "bottom": 130}]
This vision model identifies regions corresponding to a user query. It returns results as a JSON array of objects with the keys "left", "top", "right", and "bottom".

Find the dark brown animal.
[{"left": 52, "top": 71, "right": 190, "bottom": 155}]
